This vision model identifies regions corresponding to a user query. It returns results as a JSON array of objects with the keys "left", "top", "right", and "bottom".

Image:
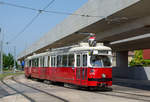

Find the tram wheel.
[
  {"left": 105, "top": 87, "right": 113, "bottom": 91},
  {"left": 37, "top": 79, "right": 44, "bottom": 82},
  {"left": 87, "top": 87, "right": 97, "bottom": 91},
  {"left": 98, "top": 87, "right": 113, "bottom": 91},
  {"left": 50, "top": 81, "right": 64, "bottom": 86},
  {"left": 25, "top": 75, "right": 30, "bottom": 79},
  {"left": 56, "top": 82, "right": 64, "bottom": 86}
]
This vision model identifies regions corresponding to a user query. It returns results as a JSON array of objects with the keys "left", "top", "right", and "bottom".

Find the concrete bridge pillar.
[
  {"left": 116, "top": 51, "right": 128, "bottom": 69},
  {"left": 114, "top": 51, "right": 129, "bottom": 78}
]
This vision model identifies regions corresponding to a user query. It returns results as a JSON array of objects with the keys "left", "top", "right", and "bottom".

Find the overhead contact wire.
[
  {"left": 7, "top": 0, "right": 56, "bottom": 43},
  {"left": 0, "top": 1, "right": 105, "bottom": 18}
]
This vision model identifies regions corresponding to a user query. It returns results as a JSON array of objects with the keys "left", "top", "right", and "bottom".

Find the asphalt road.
[{"left": 1, "top": 75, "right": 150, "bottom": 102}]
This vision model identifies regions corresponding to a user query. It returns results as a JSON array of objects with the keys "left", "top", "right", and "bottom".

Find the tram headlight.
[
  {"left": 102, "top": 73, "right": 106, "bottom": 78},
  {"left": 90, "top": 69, "right": 95, "bottom": 73},
  {"left": 89, "top": 69, "right": 95, "bottom": 75}
]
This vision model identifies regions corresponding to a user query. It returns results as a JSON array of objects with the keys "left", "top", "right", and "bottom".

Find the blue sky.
[{"left": 0, "top": 0, "right": 88, "bottom": 55}]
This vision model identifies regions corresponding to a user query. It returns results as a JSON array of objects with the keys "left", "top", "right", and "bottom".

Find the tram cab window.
[
  {"left": 68, "top": 54, "right": 75, "bottom": 67},
  {"left": 62, "top": 55, "right": 68, "bottom": 67},
  {"left": 102, "top": 56, "right": 111, "bottom": 66},
  {"left": 83, "top": 54, "right": 87, "bottom": 67},
  {"left": 76, "top": 55, "right": 80, "bottom": 67},
  {"left": 90, "top": 55, "right": 111, "bottom": 67}
]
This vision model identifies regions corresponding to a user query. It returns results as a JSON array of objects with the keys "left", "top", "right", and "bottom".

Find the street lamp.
[
  {"left": 0, "top": 28, "right": 3, "bottom": 73},
  {"left": 13, "top": 46, "right": 16, "bottom": 73}
]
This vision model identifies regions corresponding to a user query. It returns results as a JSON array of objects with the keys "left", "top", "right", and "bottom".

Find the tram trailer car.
[{"left": 24, "top": 43, "right": 112, "bottom": 89}]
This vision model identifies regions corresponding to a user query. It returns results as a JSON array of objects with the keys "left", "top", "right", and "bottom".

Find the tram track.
[
  {"left": 1, "top": 79, "right": 36, "bottom": 102},
  {"left": 1, "top": 76, "right": 69, "bottom": 102},
  {"left": 26, "top": 77, "right": 150, "bottom": 102},
  {"left": 6, "top": 75, "right": 150, "bottom": 102},
  {"left": 95, "top": 90, "right": 150, "bottom": 102},
  {"left": 12, "top": 77, "right": 69, "bottom": 102}
]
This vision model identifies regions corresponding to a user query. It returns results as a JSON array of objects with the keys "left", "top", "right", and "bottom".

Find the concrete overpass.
[
  {"left": 18, "top": 0, "right": 146, "bottom": 59},
  {"left": 18, "top": 0, "right": 150, "bottom": 78}
]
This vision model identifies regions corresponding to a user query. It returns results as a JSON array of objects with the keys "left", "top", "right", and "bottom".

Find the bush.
[
  {"left": 143, "top": 60, "right": 150, "bottom": 67},
  {"left": 129, "top": 50, "right": 150, "bottom": 67}
]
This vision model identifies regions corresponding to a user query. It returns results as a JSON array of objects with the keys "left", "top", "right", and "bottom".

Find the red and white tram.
[{"left": 24, "top": 42, "right": 112, "bottom": 89}]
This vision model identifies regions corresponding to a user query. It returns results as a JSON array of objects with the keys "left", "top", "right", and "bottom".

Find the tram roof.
[
  {"left": 26, "top": 52, "right": 50, "bottom": 60},
  {"left": 26, "top": 43, "right": 111, "bottom": 60},
  {"left": 69, "top": 43, "right": 111, "bottom": 52}
]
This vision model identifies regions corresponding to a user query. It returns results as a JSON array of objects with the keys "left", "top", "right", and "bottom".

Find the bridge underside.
[
  {"left": 108, "top": 34, "right": 150, "bottom": 51},
  {"left": 18, "top": 0, "right": 150, "bottom": 80},
  {"left": 18, "top": 0, "right": 143, "bottom": 60}
]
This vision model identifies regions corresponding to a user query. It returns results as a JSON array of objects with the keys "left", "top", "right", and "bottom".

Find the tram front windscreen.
[{"left": 90, "top": 55, "right": 111, "bottom": 67}]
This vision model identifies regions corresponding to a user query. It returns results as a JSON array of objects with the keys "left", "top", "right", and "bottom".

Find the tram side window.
[
  {"left": 51, "top": 56, "right": 56, "bottom": 67},
  {"left": 29, "top": 60, "right": 32, "bottom": 67},
  {"left": 32, "top": 59, "right": 35, "bottom": 67},
  {"left": 48, "top": 56, "right": 50, "bottom": 67},
  {"left": 28, "top": 61, "right": 30, "bottom": 67},
  {"left": 40, "top": 57, "right": 44, "bottom": 67},
  {"left": 32, "top": 58, "right": 38, "bottom": 67},
  {"left": 43, "top": 57, "right": 45, "bottom": 67},
  {"left": 62, "top": 55, "right": 68, "bottom": 67},
  {"left": 54, "top": 57, "right": 56, "bottom": 67},
  {"left": 57, "top": 55, "right": 62, "bottom": 67},
  {"left": 44, "top": 56, "right": 48, "bottom": 67},
  {"left": 51, "top": 57, "right": 54, "bottom": 67},
  {"left": 35, "top": 58, "right": 39, "bottom": 67},
  {"left": 83, "top": 54, "right": 87, "bottom": 67},
  {"left": 76, "top": 55, "right": 80, "bottom": 67},
  {"left": 68, "top": 54, "right": 75, "bottom": 67},
  {"left": 25, "top": 61, "right": 27, "bottom": 67}
]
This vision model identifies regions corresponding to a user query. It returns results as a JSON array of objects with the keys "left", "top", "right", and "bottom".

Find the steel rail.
[
  {"left": 1, "top": 79, "right": 36, "bottom": 102},
  {"left": 12, "top": 77, "right": 69, "bottom": 102}
]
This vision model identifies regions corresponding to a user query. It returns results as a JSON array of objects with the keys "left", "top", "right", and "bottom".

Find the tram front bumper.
[{"left": 88, "top": 78, "right": 112, "bottom": 87}]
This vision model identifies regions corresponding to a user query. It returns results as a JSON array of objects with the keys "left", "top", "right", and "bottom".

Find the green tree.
[{"left": 3, "top": 53, "right": 15, "bottom": 69}]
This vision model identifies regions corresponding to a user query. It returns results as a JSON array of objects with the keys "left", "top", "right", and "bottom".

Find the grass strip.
[{"left": 0, "top": 71, "right": 24, "bottom": 81}]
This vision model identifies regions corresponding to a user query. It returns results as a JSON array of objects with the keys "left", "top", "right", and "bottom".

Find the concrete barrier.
[{"left": 112, "top": 67, "right": 150, "bottom": 80}]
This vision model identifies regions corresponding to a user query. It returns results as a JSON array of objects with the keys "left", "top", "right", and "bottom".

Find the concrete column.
[
  {"left": 114, "top": 51, "right": 129, "bottom": 78},
  {"left": 116, "top": 51, "right": 128, "bottom": 69}
]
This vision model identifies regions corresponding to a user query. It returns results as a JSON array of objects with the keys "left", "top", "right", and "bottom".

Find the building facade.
[{"left": 143, "top": 49, "right": 150, "bottom": 60}]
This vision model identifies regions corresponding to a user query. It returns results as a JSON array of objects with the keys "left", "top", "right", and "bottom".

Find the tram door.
[
  {"left": 76, "top": 54, "right": 88, "bottom": 86},
  {"left": 51, "top": 56, "right": 56, "bottom": 81},
  {"left": 39, "top": 57, "right": 46, "bottom": 79}
]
